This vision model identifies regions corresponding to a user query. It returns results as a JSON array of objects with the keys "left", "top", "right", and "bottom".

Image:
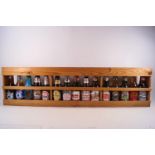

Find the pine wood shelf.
[
  {"left": 3, "top": 86, "right": 152, "bottom": 91},
  {"left": 2, "top": 67, "right": 152, "bottom": 107},
  {"left": 3, "top": 99, "right": 150, "bottom": 107}
]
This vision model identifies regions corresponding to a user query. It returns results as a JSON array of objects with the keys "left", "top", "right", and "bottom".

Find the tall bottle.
[
  {"left": 7, "top": 76, "right": 14, "bottom": 86},
  {"left": 111, "top": 76, "right": 120, "bottom": 101},
  {"left": 138, "top": 76, "right": 147, "bottom": 101},
  {"left": 64, "top": 76, "right": 71, "bottom": 87},
  {"left": 83, "top": 76, "right": 89, "bottom": 87},
  {"left": 54, "top": 76, "right": 61, "bottom": 87},
  {"left": 92, "top": 76, "right": 99, "bottom": 87},
  {"left": 121, "top": 77, "right": 129, "bottom": 101},
  {"left": 73, "top": 76, "right": 81, "bottom": 87},
  {"left": 33, "top": 76, "right": 41, "bottom": 86},
  {"left": 129, "top": 77, "right": 138, "bottom": 101},
  {"left": 103, "top": 77, "right": 110, "bottom": 101}
]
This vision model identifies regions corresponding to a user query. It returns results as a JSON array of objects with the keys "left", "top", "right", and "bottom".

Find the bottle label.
[
  {"left": 82, "top": 91, "right": 90, "bottom": 101},
  {"left": 7, "top": 91, "right": 14, "bottom": 99},
  {"left": 130, "top": 91, "right": 138, "bottom": 101},
  {"left": 55, "top": 80, "right": 60, "bottom": 85},
  {"left": 42, "top": 91, "right": 49, "bottom": 100},
  {"left": 53, "top": 90, "right": 61, "bottom": 100},
  {"left": 91, "top": 91, "right": 99, "bottom": 101},
  {"left": 121, "top": 91, "right": 129, "bottom": 101},
  {"left": 63, "top": 91, "right": 71, "bottom": 101},
  {"left": 139, "top": 91, "right": 147, "bottom": 101},
  {"left": 112, "top": 91, "right": 119, "bottom": 101},
  {"left": 103, "top": 91, "right": 110, "bottom": 101},
  {"left": 16, "top": 90, "right": 24, "bottom": 99},
  {"left": 33, "top": 90, "right": 41, "bottom": 100},
  {"left": 72, "top": 91, "right": 80, "bottom": 101}
]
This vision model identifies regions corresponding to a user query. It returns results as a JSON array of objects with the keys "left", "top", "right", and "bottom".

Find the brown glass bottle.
[
  {"left": 83, "top": 76, "right": 89, "bottom": 87},
  {"left": 54, "top": 76, "right": 61, "bottom": 87}
]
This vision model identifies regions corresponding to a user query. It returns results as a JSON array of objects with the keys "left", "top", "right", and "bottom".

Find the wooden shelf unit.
[{"left": 2, "top": 67, "right": 152, "bottom": 107}]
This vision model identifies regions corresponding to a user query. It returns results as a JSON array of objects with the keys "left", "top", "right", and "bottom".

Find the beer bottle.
[
  {"left": 92, "top": 76, "right": 99, "bottom": 87},
  {"left": 7, "top": 76, "right": 14, "bottom": 86},
  {"left": 16, "top": 76, "right": 24, "bottom": 86},
  {"left": 33, "top": 76, "right": 41, "bottom": 86},
  {"left": 83, "top": 76, "right": 89, "bottom": 87},
  {"left": 64, "top": 76, "right": 71, "bottom": 87},
  {"left": 74, "top": 76, "right": 81, "bottom": 87},
  {"left": 54, "top": 76, "right": 61, "bottom": 87},
  {"left": 43, "top": 76, "right": 49, "bottom": 86},
  {"left": 121, "top": 77, "right": 129, "bottom": 101}
]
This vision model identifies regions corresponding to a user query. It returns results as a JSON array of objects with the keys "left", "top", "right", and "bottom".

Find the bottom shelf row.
[{"left": 6, "top": 89, "right": 149, "bottom": 101}]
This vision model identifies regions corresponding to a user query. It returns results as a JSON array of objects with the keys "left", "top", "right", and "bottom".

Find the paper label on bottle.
[{"left": 103, "top": 91, "right": 110, "bottom": 101}]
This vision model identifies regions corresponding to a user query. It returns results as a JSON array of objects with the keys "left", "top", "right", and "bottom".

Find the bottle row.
[
  {"left": 6, "top": 90, "right": 148, "bottom": 101},
  {"left": 5, "top": 75, "right": 149, "bottom": 88}
]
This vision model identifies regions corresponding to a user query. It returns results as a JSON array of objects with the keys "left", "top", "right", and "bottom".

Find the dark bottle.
[
  {"left": 74, "top": 76, "right": 81, "bottom": 87},
  {"left": 121, "top": 77, "right": 128, "bottom": 88},
  {"left": 138, "top": 76, "right": 147, "bottom": 101},
  {"left": 129, "top": 77, "right": 138, "bottom": 101},
  {"left": 7, "top": 76, "right": 14, "bottom": 86},
  {"left": 139, "top": 77, "right": 147, "bottom": 88},
  {"left": 83, "top": 76, "right": 89, "bottom": 87},
  {"left": 92, "top": 76, "right": 99, "bottom": 87},
  {"left": 16, "top": 76, "right": 24, "bottom": 86},
  {"left": 111, "top": 76, "right": 120, "bottom": 101},
  {"left": 64, "top": 76, "right": 71, "bottom": 87},
  {"left": 121, "top": 77, "right": 129, "bottom": 101},
  {"left": 103, "top": 77, "right": 110, "bottom": 87},
  {"left": 33, "top": 76, "right": 41, "bottom": 86},
  {"left": 54, "top": 76, "right": 61, "bottom": 86}
]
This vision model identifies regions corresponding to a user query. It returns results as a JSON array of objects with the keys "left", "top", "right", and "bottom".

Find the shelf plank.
[
  {"left": 3, "top": 100, "right": 150, "bottom": 107},
  {"left": 2, "top": 67, "right": 152, "bottom": 76},
  {"left": 3, "top": 86, "right": 152, "bottom": 91}
]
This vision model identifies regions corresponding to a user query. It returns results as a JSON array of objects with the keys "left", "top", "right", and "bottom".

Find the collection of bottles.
[{"left": 5, "top": 75, "right": 149, "bottom": 101}]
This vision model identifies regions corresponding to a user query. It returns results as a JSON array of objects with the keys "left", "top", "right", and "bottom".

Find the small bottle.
[
  {"left": 33, "top": 76, "right": 41, "bottom": 86},
  {"left": 33, "top": 90, "right": 41, "bottom": 100},
  {"left": 7, "top": 90, "right": 14, "bottom": 99},
  {"left": 16, "top": 76, "right": 24, "bottom": 86},
  {"left": 63, "top": 90, "right": 72, "bottom": 101},
  {"left": 103, "top": 77, "right": 110, "bottom": 101},
  {"left": 83, "top": 76, "right": 89, "bottom": 87},
  {"left": 64, "top": 76, "right": 71, "bottom": 87},
  {"left": 92, "top": 76, "right": 99, "bottom": 87},
  {"left": 42, "top": 90, "right": 50, "bottom": 100},
  {"left": 7, "top": 76, "right": 14, "bottom": 86},
  {"left": 72, "top": 91, "right": 80, "bottom": 101},
  {"left": 111, "top": 77, "right": 120, "bottom": 101},
  {"left": 82, "top": 91, "right": 90, "bottom": 101},
  {"left": 138, "top": 76, "right": 147, "bottom": 101},
  {"left": 43, "top": 76, "right": 49, "bottom": 86},
  {"left": 121, "top": 77, "right": 129, "bottom": 101},
  {"left": 91, "top": 91, "right": 100, "bottom": 101},
  {"left": 53, "top": 90, "right": 61, "bottom": 101},
  {"left": 74, "top": 76, "right": 81, "bottom": 87},
  {"left": 16, "top": 90, "right": 24, "bottom": 99},
  {"left": 54, "top": 76, "right": 61, "bottom": 87}
]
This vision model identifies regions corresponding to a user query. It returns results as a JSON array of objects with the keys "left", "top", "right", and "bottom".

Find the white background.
[{"left": 0, "top": 26, "right": 155, "bottom": 128}]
